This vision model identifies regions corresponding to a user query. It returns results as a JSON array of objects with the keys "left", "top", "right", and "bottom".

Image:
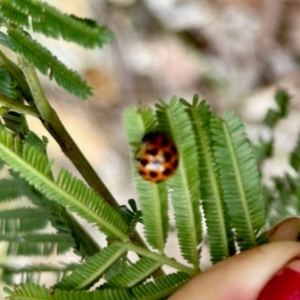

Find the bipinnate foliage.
[
  {"left": 2, "top": 89, "right": 295, "bottom": 300},
  {"left": 0, "top": 90, "right": 271, "bottom": 300},
  {"left": 182, "top": 99, "right": 235, "bottom": 262},
  {"left": 0, "top": 1, "right": 297, "bottom": 299},
  {"left": 252, "top": 90, "right": 300, "bottom": 226},
  {"left": 249, "top": 90, "right": 300, "bottom": 225},
  {"left": 125, "top": 96, "right": 267, "bottom": 269},
  {"left": 0, "top": 0, "right": 114, "bottom": 99}
]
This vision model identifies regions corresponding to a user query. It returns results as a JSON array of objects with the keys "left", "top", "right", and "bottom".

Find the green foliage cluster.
[
  {"left": 0, "top": 0, "right": 114, "bottom": 99},
  {"left": 124, "top": 97, "right": 267, "bottom": 269},
  {"left": 0, "top": 1, "right": 297, "bottom": 300},
  {"left": 253, "top": 90, "right": 300, "bottom": 225}
]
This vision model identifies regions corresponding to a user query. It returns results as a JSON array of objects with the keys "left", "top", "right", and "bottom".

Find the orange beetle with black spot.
[{"left": 137, "top": 132, "right": 179, "bottom": 183}]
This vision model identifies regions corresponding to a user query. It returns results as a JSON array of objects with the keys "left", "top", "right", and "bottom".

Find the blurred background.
[
  {"left": 35, "top": 0, "right": 300, "bottom": 203},
  {"left": 2, "top": 0, "right": 300, "bottom": 292}
]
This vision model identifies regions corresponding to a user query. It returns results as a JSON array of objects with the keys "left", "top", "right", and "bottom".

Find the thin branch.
[
  {"left": 18, "top": 58, "right": 166, "bottom": 277},
  {"left": 19, "top": 57, "right": 117, "bottom": 208}
]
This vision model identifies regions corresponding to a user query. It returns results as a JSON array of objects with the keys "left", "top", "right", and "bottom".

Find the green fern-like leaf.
[
  {"left": 0, "top": 126, "right": 129, "bottom": 241},
  {"left": 4, "top": 283, "right": 52, "bottom": 300},
  {"left": 56, "top": 169, "right": 129, "bottom": 239},
  {"left": 0, "top": 66, "right": 30, "bottom": 135},
  {"left": 24, "top": 131, "right": 48, "bottom": 154},
  {"left": 118, "top": 199, "right": 142, "bottom": 236},
  {"left": 0, "top": 177, "right": 24, "bottom": 202},
  {"left": 290, "top": 132, "right": 300, "bottom": 172},
  {"left": 253, "top": 136, "right": 273, "bottom": 168},
  {"left": 104, "top": 255, "right": 128, "bottom": 282},
  {"left": 3, "top": 232, "right": 73, "bottom": 256},
  {"left": 108, "top": 257, "right": 161, "bottom": 288},
  {"left": 131, "top": 272, "right": 190, "bottom": 300},
  {"left": 54, "top": 288, "right": 132, "bottom": 300},
  {"left": 156, "top": 99, "right": 201, "bottom": 269},
  {"left": 4, "top": 0, "right": 115, "bottom": 48},
  {"left": 56, "top": 244, "right": 127, "bottom": 291},
  {"left": 123, "top": 106, "right": 157, "bottom": 145},
  {"left": 1, "top": 1, "right": 29, "bottom": 27},
  {"left": 0, "top": 207, "right": 48, "bottom": 233},
  {"left": 211, "top": 112, "right": 267, "bottom": 250},
  {"left": 182, "top": 96, "right": 235, "bottom": 263},
  {"left": 0, "top": 31, "right": 13, "bottom": 49},
  {"left": 123, "top": 107, "right": 169, "bottom": 252},
  {"left": 3, "top": 156, "right": 104, "bottom": 259},
  {"left": 0, "top": 67, "right": 19, "bottom": 100},
  {"left": 264, "top": 89, "right": 290, "bottom": 128},
  {"left": 7, "top": 28, "right": 92, "bottom": 99},
  {"left": 6, "top": 169, "right": 78, "bottom": 251},
  {"left": 0, "top": 48, "right": 35, "bottom": 106},
  {"left": 2, "top": 111, "right": 28, "bottom": 136},
  {"left": 265, "top": 173, "right": 299, "bottom": 224},
  {"left": 0, "top": 262, "right": 78, "bottom": 285},
  {"left": 0, "top": 167, "right": 76, "bottom": 259}
]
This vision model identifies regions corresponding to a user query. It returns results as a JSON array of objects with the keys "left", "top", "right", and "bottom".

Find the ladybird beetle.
[{"left": 137, "top": 132, "right": 179, "bottom": 183}]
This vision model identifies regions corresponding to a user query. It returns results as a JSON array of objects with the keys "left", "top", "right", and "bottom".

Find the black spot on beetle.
[
  {"left": 171, "top": 145, "right": 177, "bottom": 154},
  {"left": 163, "top": 152, "right": 172, "bottom": 162},
  {"left": 146, "top": 148, "right": 159, "bottom": 156},
  {"left": 140, "top": 159, "right": 148, "bottom": 166},
  {"left": 150, "top": 171, "right": 158, "bottom": 178},
  {"left": 173, "top": 159, "right": 178, "bottom": 168},
  {"left": 161, "top": 136, "right": 169, "bottom": 147},
  {"left": 163, "top": 168, "right": 172, "bottom": 176}
]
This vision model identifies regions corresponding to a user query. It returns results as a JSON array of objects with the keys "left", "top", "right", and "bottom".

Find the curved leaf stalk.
[
  {"left": 211, "top": 113, "right": 266, "bottom": 250},
  {"left": 183, "top": 97, "right": 235, "bottom": 263},
  {"left": 124, "top": 107, "right": 168, "bottom": 253},
  {"left": 116, "top": 241, "right": 196, "bottom": 276},
  {"left": 0, "top": 93, "right": 38, "bottom": 117},
  {"left": 156, "top": 99, "right": 201, "bottom": 270},
  {"left": 18, "top": 57, "right": 52, "bottom": 119}
]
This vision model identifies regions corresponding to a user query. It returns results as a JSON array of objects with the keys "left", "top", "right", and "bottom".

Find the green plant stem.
[
  {"left": 0, "top": 94, "right": 39, "bottom": 117},
  {"left": 116, "top": 241, "right": 197, "bottom": 277},
  {"left": 18, "top": 58, "right": 166, "bottom": 276},
  {"left": 19, "top": 57, "right": 117, "bottom": 207}
]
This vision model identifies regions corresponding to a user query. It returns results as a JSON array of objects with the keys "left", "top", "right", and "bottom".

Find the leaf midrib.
[{"left": 222, "top": 121, "right": 256, "bottom": 245}]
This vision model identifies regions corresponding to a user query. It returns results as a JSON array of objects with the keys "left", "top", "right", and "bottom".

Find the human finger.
[{"left": 170, "top": 241, "right": 300, "bottom": 300}]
